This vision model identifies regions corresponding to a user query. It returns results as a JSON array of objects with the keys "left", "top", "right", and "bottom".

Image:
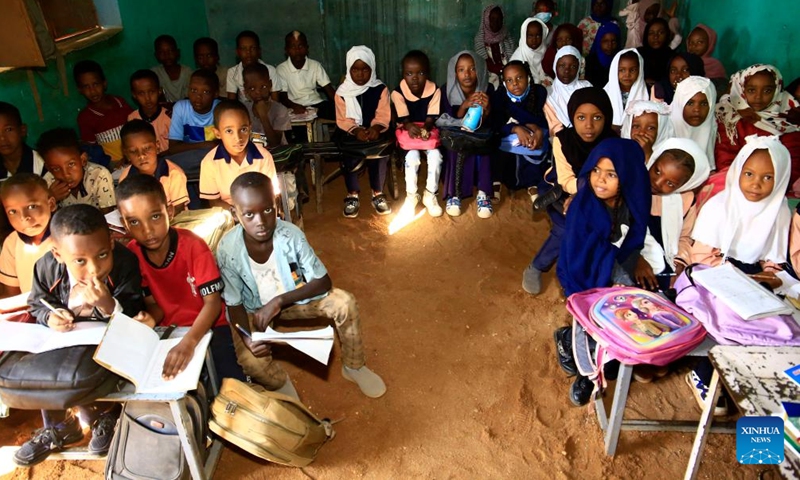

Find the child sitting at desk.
[
  {"left": 128, "top": 69, "right": 172, "bottom": 154},
  {"left": 118, "top": 120, "right": 189, "bottom": 213},
  {"left": 686, "top": 135, "right": 792, "bottom": 415},
  {"left": 242, "top": 63, "right": 293, "bottom": 147},
  {"left": 216, "top": 172, "right": 386, "bottom": 398},
  {"left": 277, "top": 30, "right": 336, "bottom": 120},
  {"left": 39, "top": 128, "right": 116, "bottom": 213},
  {"left": 0, "top": 102, "right": 45, "bottom": 179},
  {"left": 0, "top": 174, "right": 56, "bottom": 296},
  {"left": 16, "top": 204, "right": 145, "bottom": 466},
  {"left": 116, "top": 174, "right": 244, "bottom": 382},
  {"left": 199, "top": 100, "right": 278, "bottom": 208}
]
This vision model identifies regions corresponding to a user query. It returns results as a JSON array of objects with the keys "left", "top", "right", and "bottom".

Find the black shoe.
[
  {"left": 533, "top": 184, "right": 563, "bottom": 211},
  {"left": 14, "top": 414, "right": 84, "bottom": 467},
  {"left": 371, "top": 194, "right": 392, "bottom": 215},
  {"left": 554, "top": 327, "right": 577, "bottom": 376},
  {"left": 343, "top": 196, "right": 360, "bottom": 218},
  {"left": 570, "top": 375, "right": 595, "bottom": 406},
  {"left": 88, "top": 410, "right": 118, "bottom": 455},
  {"left": 604, "top": 360, "right": 620, "bottom": 381}
]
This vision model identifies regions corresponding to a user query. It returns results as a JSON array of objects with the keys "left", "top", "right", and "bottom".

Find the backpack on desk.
[
  {"left": 209, "top": 378, "right": 334, "bottom": 467},
  {"left": 567, "top": 287, "right": 706, "bottom": 378},
  {"left": 105, "top": 383, "right": 209, "bottom": 480}
]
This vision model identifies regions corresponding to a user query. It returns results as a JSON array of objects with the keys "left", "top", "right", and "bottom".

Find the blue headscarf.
[
  {"left": 557, "top": 138, "right": 651, "bottom": 296},
  {"left": 590, "top": 22, "right": 621, "bottom": 69},
  {"left": 590, "top": 0, "right": 615, "bottom": 23}
]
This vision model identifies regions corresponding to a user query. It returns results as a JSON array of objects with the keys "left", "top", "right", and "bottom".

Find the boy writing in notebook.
[
  {"left": 217, "top": 172, "right": 386, "bottom": 398},
  {"left": 16, "top": 204, "right": 145, "bottom": 466},
  {"left": 116, "top": 174, "right": 244, "bottom": 381},
  {"left": 0, "top": 174, "right": 56, "bottom": 296}
]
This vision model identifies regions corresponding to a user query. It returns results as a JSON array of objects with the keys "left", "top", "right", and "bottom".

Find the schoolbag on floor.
[
  {"left": 209, "top": 378, "right": 334, "bottom": 467},
  {"left": 567, "top": 287, "right": 706, "bottom": 372},
  {"left": 105, "top": 383, "right": 209, "bottom": 480}
]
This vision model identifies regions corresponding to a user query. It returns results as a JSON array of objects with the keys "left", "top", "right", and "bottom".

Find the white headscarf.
[
  {"left": 646, "top": 138, "right": 710, "bottom": 268},
  {"left": 692, "top": 135, "right": 791, "bottom": 264},
  {"left": 510, "top": 18, "right": 550, "bottom": 84},
  {"left": 545, "top": 46, "right": 592, "bottom": 127},
  {"left": 604, "top": 48, "right": 649, "bottom": 127},
  {"left": 335, "top": 46, "right": 384, "bottom": 126},
  {"left": 670, "top": 76, "right": 717, "bottom": 170},
  {"left": 621, "top": 100, "right": 675, "bottom": 151},
  {"left": 716, "top": 64, "right": 800, "bottom": 145}
]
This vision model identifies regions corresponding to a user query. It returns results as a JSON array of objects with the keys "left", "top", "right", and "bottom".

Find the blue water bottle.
[{"left": 461, "top": 104, "right": 483, "bottom": 132}]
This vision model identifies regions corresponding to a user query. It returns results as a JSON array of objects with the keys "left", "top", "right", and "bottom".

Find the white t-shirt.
[
  {"left": 249, "top": 253, "right": 285, "bottom": 305},
  {"left": 276, "top": 58, "right": 331, "bottom": 106},
  {"left": 226, "top": 60, "right": 287, "bottom": 103}
]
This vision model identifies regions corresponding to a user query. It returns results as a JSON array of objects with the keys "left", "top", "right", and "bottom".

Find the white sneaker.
[
  {"left": 445, "top": 197, "right": 462, "bottom": 217},
  {"left": 342, "top": 365, "right": 387, "bottom": 398},
  {"left": 400, "top": 193, "right": 419, "bottom": 216},
  {"left": 422, "top": 190, "right": 443, "bottom": 217},
  {"left": 476, "top": 192, "right": 493, "bottom": 218}
]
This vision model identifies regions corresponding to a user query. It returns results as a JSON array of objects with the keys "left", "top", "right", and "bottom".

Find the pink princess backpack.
[{"left": 566, "top": 287, "right": 707, "bottom": 370}]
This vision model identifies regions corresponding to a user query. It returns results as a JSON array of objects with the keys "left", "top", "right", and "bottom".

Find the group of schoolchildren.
[
  {"left": 2, "top": 0, "right": 800, "bottom": 468},
  {"left": 0, "top": 29, "right": 389, "bottom": 468},
  {"left": 471, "top": 0, "right": 800, "bottom": 412}
]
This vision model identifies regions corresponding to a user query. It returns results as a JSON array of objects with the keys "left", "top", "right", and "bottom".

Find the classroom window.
[{"left": 37, "top": 0, "right": 101, "bottom": 42}]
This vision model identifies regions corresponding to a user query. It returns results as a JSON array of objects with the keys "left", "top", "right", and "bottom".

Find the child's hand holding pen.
[
  {"left": 41, "top": 299, "right": 74, "bottom": 332},
  {"left": 750, "top": 272, "right": 783, "bottom": 290}
]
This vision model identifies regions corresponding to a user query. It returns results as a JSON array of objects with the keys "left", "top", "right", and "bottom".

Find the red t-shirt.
[
  {"left": 128, "top": 228, "right": 226, "bottom": 328},
  {"left": 77, "top": 95, "right": 134, "bottom": 161}
]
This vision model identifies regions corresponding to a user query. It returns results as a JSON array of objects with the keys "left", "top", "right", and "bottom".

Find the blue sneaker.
[
  {"left": 685, "top": 371, "right": 728, "bottom": 416},
  {"left": 445, "top": 197, "right": 461, "bottom": 217},
  {"left": 476, "top": 192, "right": 493, "bottom": 219}
]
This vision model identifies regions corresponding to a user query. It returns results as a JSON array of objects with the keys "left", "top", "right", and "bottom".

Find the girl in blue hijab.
[
  {"left": 557, "top": 137, "right": 652, "bottom": 296},
  {"left": 585, "top": 22, "right": 622, "bottom": 87},
  {"left": 555, "top": 137, "right": 651, "bottom": 406}
]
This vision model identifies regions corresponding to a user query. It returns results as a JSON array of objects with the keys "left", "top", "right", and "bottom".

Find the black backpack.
[{"left": 105, "top": 383, "right": 209, "bottom": 480}]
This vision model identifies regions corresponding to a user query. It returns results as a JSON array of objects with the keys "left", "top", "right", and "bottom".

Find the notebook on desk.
[
  {"left": 692, "top": 263, "right": 793, "bottom": 320},
  {"left": 93, "top": 313, "right": 211, "bottom": 394}
]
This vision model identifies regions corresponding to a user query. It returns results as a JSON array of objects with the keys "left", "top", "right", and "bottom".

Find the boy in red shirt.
[
  {"left": 74, "top": 60, "right": 133, "bottom": 169},
  {"left": 116, "top": 174, "right": 244, "bottom": 381}
]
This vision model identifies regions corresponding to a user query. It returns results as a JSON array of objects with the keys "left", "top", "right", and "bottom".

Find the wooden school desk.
[
  {"left": 0, "top": 327, "right": 223, "bottom": 480},
  {"left": 684, "top": 345, "right": 800, "bottom": 480}
]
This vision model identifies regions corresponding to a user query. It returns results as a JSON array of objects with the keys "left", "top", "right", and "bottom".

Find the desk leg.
[
  {"left": 604, "top": 363, "right": 633, "bottom": 456},
  {"left": 684, "top": 369, "right": 721, "bottom": 480},
  {"left": 279, "top": 173, "right": 292, "bottom": 223},
  {"left": 307, "top": 122, "right": 314, "bottom": 144},
  {"left": 314, "top": 153, "right": 324, "bottom": 213},
  {"left": 169, "top": 399, "right": 206, "bottom": 480}
]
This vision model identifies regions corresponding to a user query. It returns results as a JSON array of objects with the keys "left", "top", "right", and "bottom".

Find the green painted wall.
[
  {"left": 204, "top": 0, "right": 587, "bottom": 91},
  {"left": 686, "top": 0, "right": 799, "bottom": 82},
  {"left": 0, "top": 0, "right": 208, "bottom": 143}
]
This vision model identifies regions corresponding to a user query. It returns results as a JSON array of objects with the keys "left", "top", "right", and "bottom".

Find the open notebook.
[
  {"left": 0, "top": 320, "right": 107, "bottom": 353},
  {"left": 93, "top": 313, "right": 211, "bottom": 394},
  {"left": 692, "top": 263, "right": 793, "bottom": 320}
]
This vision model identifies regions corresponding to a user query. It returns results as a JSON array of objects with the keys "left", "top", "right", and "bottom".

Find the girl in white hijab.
[
  {"left": 510, "top": 17, "right": 550, "bottom": 85},
  {"left": 669, "top": 76, "right": 717, "bottom": 169},
  {"left": 543, "top": 46, "right": 592, "bottom": 135},
  {"left": 621, "top": 100, "right": 674, "bottom": 162},
  {"left": 637, "top": 138, "right": 710, "bottom": 288},
  {"left": 691, "top": 135, "right": 791, "bottom": 268},
  {"left": 334, "top": 45, "right": 392, "bottom": 218},
  {"left": 604, "top": 48, "right": 649, "bottom": 127}
]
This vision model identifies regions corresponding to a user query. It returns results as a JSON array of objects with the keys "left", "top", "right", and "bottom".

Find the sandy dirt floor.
[{"left": 0, "top": 167, "right": 784, "bottom": 479}]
